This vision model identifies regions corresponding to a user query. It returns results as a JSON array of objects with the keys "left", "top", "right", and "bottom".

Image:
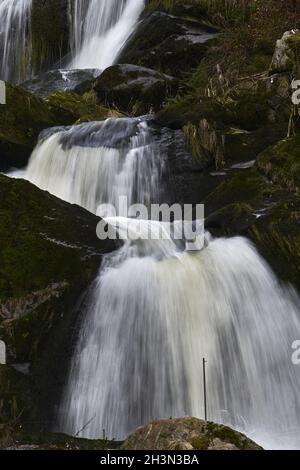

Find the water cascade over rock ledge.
[{"left": 8, "top": 116, "right": 300, "bottom": 450}]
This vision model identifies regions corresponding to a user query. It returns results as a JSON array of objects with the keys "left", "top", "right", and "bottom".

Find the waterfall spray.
[
  {"left": 16, "top": 117, "right": 300, "bottom": 450},
  {"left": 0, "top": 0, "right": 32, "bottom": 83},
  {"left": 69, "top": 0, "right": 145, "bottom": 71}
]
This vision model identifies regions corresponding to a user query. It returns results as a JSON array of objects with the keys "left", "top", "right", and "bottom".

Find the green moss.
[
  {"left": 205, "top": 421, "right": 256, "bottom": 450},
  {"left": 257, "top": 135, "right": 300, "bottom": 194},
  {"left": 0, "top": 83, "right": 55, "bottom": 147},
  {"left": 158, "top": 95, "right": 231, "bottom": 128},
  {"left": 191, "top": 436, "right": 210, "bottom": 450},
  {"left": 46, "top": 91, "right": 122, "bottom": 126},
  {"left": 0, "top": 174, "right": 109, "bottom": 301}
]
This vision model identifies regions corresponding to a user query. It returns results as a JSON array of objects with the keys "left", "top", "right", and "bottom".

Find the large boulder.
[
  {"left": 21, "top": 69, "right": 98, "bottom": 99},
  {"left": 46, "top": 91, "right": 123, "bottom": 126},
  {"left": 0, "top": 83, "right": 56, "bottom": 171},
  {"left": 94, "top": 64, "right": 179, "bottom": 115},
  {"left": 119, "top": 12, "right": 218, "bottom": 76},
  {"left": 0, "top": 174, "right": 116, "bottom": 428},
  {"left": 121, "top": 417, "right": 262, "bottom": 450}
]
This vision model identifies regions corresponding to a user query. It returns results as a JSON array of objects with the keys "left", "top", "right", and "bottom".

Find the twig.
[{"left": 74, "top": 415, "right": 96, "bottom": 437}]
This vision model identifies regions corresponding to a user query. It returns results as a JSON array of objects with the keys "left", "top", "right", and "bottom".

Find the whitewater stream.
[
  {"left": 0, "top": 0, "right": 145, "bottom": 82},
  {"left": 8, "top": 117, "right": 300, "bottom": 450},
  {"left": 2, "top": 0, "right": 300, "bottom": 451}
]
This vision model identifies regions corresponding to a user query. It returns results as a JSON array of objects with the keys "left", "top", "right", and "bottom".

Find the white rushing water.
[
  {"left": 15, "top": 118, "right": 300, "bottom": 449},
  {"left": 69, "top": 0, "right": 145, "bottom": 70},
  {"left": 0, "top": 0, "right": 32, "bottom": 82},
  {"left": 22, "top": 118, "right": 162, "bottom": 214}
]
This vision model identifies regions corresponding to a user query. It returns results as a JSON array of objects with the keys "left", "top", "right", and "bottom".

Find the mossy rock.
[
  {"left": 158, "top": 95, "right": 231, "bottom": 129},
  {"left": 94, "top": 64, "right": 179, "bottom": 115},
  {"left": 46, "top": 91, "right": 122, "bottom": 126},
  {"left": 119, "top": 11, "right": 218, "bottom": 77},
  {"left": 0, "top": 83, "right": 56, "bottom": 170},
  {"left": 257, "top": 135, "right": 300, "bottom": 195},
  {"left": 121, "top": 417, "right": 262, "bottom": 450},
  {"left": 0, "top": 174, "right": 116, "bottom": 428},
  {"left": 204, "top": 164, "right": 300, "bottom": 290}
]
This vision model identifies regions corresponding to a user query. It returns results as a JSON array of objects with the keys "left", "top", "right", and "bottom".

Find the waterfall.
[
  {"left": 69, "top": 0, "right": 145, "bottom": 70},
  {"left": 60, "top": 235, "right": 300, "bottom": 450},
  {"left": 23, "top": 118, "right": 163, "bottom": 214},
  {"left": 0, "top": 0, "right": 32, "bottom": 83},
  {"left": 16, "top": 117, "right": 300, "bottom": 450}
]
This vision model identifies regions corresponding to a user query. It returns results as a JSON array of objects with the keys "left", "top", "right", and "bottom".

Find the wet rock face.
[
  {"left": 121, "top": 417, "right": 263, "bottom": 450},
  {"left": 21, "top": 69, "right": 99, "bottom": 99},
  {"left": 119, "top": 12, "right": 218, "bottom": 76},
  {"left": 94, "top": 64, "right": 179, "bottom": 115},
  {"left": 0, "top": 83, "right": 55, "bottom": 171},
  {"left": 0, "top": 174, "right": 117, "bottom": 428}
]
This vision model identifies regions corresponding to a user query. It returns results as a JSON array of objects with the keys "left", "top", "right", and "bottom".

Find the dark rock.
[
  {"left": 4, "top": 431, "right": 121, "bottom": 450},
  {"left": 257, "top": 134, "right": 300, "bottom": 194},
  {"left": 31, "top": 0, "right": 70, "bottom": 74},
  {"left": 119, "top": 12, "right": 218, "bottom": 76},
  {"left": 121, "top": 417, "right": 262, "bottom": 450},
  {"left": 0, "top": 83, "right": 56, "bottom": 171},
  {"left": 21, "top": 69, "right": 98, "bottom": 99},
  {"left": 94, "top": 64, "right": 179, "bottom": 115},
  {"left": 0, "top": 174, "right": 117, "bottom": 428}
]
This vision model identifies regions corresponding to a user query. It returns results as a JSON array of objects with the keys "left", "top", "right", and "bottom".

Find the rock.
[
  {"left": 3, "top": 431, "right": 121, "bottom": 450},
  {"left": 119, "top": 12, "right": 218, "bottom": 76},
  {"left": 0, "top": 83, "right": 56, "bottom": 171},
  {"left": 31, "top": 0, "right": 70, "bottom": 74},
  {"left": 46, "top": 91, "right": 123, "bottom": 126},
  {"left": 0, "top": 174, "right": 116, "bottom": 427},
  {"left": 0, "top": 365, "right": 32, "bottom": 427},
  {"left": 21, "top": 69, "right": 98, "bottom": 99},
  {"left": 270, "top": 30, "right": 300, "bottom": 73},
  {"left": 203, "top": 163, "right": 300, "bottom": 291},
  {"left": 121, "top": 417, "right": 262, "bottom": 450},
  {"left": 158, "top": 70, "right": 291, "bottom": 169},
  {"left": 94, "top": 64, "right": 179, "bottom": 115},
  {"left": 257, "top": 134, "right": 300, "bottom": 195}
]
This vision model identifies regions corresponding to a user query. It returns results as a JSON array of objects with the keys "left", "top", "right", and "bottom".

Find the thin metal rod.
[{"left": 203, "top": 357, "right": 207, "bottom": 421}]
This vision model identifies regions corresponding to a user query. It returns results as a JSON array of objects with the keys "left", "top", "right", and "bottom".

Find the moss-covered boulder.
[
  {"left": 0, "top": 83, "right": 56, "bottom": 171},
  {"left": 0, "top": 174, "right": 116, "bottom": 428},
  {"left": 159, "top": 69, "right": 291, "bottom": 169},
  {"left": 121, "top": 417, "right": 262, "bottom": 450},
  {"left": 203, "top": 163, "right": 300, "bottom": 291},
  {"left": 257, "top": 135, "right": 300, "bottom": 195},
  {"left": 94, "top": 64, "right": 179, "bottom": 115},
  {"left": 119, "top": 11, "right": 218, "bottom": 76},
  {"left": 46, "top": 91, "right": 123, "bottom": 126}
]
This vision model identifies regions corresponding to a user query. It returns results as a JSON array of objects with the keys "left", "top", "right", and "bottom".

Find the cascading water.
[
  {"left": 23, "top": 118, "right": 162, "bottom": 214},
  {"left": 69, "top": 0, "right": 145, "bottom": 70},
  {"left": 15, "top": 117, "right": 300, "bottom": 450},
  {"left": 0, "top": 0, "right": 32, "bottom": 83}
]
